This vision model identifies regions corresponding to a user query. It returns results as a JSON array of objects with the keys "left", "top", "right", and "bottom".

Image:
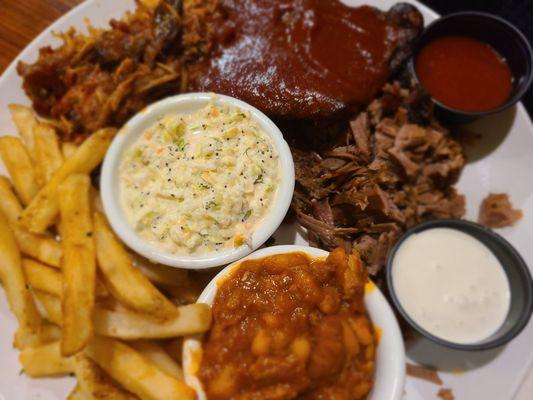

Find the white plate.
[{"left": 0, "top": 0, "right": 531, "bottom": 399}]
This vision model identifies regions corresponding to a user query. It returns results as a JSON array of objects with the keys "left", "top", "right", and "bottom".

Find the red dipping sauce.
[{"left": 415, "top": 36, "right": 513, "bottom": 112}]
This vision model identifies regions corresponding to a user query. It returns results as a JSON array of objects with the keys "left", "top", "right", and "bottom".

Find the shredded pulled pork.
[
  {"left": 478, "top": 193, "right": 523, "bottom": 228},
  {"left": 292, "top": 82, "right": 466, "bottom": 275},
  {"left": 17, "top": 0, "right": 212, "bottom": 140}
]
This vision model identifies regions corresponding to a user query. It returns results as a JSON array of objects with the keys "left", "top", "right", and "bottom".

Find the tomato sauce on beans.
[{"left": 199, "top": 249, "right": 376, "bottom": 400}]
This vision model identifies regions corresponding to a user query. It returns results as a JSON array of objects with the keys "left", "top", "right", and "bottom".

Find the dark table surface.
[{"left": 0, "top": 0, "right": 531, "bottom": 117}]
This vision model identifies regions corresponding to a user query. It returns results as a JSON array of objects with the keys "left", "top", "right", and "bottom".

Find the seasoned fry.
[
  {"left": 58, "top": 174, "right": 96, "bottom": 355},
  {"left": 0, "top": 176, "right": 62, "bottom": 267},
  {"left": 21, "top": 127, "right": 116, "bottom": 233},
  {"left": 93, "top": 303, "right": 212, "bottom": 339},
  {"left": 34, "top": 290, "right": 63, "bottom": 325},
  {"left": 12, "top": 226, "right": 62, "bottom": 268},
  {"left": 62, "top": 142, "right": 79, "bottom": 159},
  {"left": 23, "top": 257, "right": 108, "bottom": 299},
  {"left": 0, "top": 136, "right": 39, "bottom": 205},
  {"left": 94, "top": 212, "right": 178, "bottom": 321},
  {"left": 74, "top": 354, "right": 138, "bottom": 399},
  {"left": 86, "top": 337, "right": 196, "bottom": 400},
  {"left": 33, "top": 122, "right": 63, "bottom": 183},
  {"left": 23, "top": 258, "right": 62, "bottom": 296},
  {"left": 0, "top": 212, "right": 42, "bottom": 338},
  {"left": 8, "top": 104, "right": 38, "bottom": 155},
  {"left": 0, "top": 175, "right": 23, "bottom": 219},
  {"left": 131, "top": 340, "right": 183, "bottom": 379},
  {"left": 19, "top": 341, "right": 75, "bottom": 377},
  {"left": 14, "top": 322, "right": 61, "bottom": 348}
]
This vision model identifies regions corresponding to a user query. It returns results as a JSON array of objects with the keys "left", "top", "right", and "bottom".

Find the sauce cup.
[
  {"left": 100, "top": 93, "right": 294, "bottom": 269},
  {"left": 386, "top": 219, "right": 533, "bottom": 351},
  {"left": 410, "top": 12, "right": 533, "bottom": 124},
  {"left": 183, "top": 245, "right": 406, "bottom": 400}
]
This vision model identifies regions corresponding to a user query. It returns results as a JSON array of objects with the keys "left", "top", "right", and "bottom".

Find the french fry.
[
  {"left": 23, "top": 258, "right": 62, "bottom": 296},
  {"left": 62, "top": 142, "right": 79, "bottom": 159},
  {"left": 24, "top": 258, "right": 108, "bottom": 299},
  {"left": 0, "top": 176, "right": 62, "bottom": 267},
  {"left": 58, "top": 174, "right": 96, "bottom": 355},
  {"left": 19, "top": 341, "right": 75, "bottom": 377},
  {"left": 0, "top": 136, "right": 39, "bottom": 205},
  {"left": 0, "top": 175, "right": 23, "bottom": 219},
  {"left": 8, "top": 104, "right": 38, "bottom": 155},
  {"left": 93, "top": 303, "right": 211, "bottom": 339},
  {"left": 33, "top": 291, "right": 209, "bottom": 340},
  {"left": 86, "top": 337, "right": 196, "bottom": 400},
  {"left": 21, "top": 127, "right": 116, "bottom": 233},
  {"left": 0, "top": 212, "right": 42, "bottom": 338},
  {"left": 74, "top": 354, "right": 138, "bottom": 400},
  {"left": 130, "top": 340, "right": 183, "bottom": 379},
  {"left": 12, "top": 226, "right": 62, "bottom": 268},
  {"left": 34, "top": 290, "right": 63, "bottom": 325},
  {"left": 94, "top": 212, "right": 178, "bottom": 321},
  {"left": 14, "top": 322, "right": 61, "bottom": 348},
  {"left": 33, "top": 122, "right": 63, "bottom": 183}
]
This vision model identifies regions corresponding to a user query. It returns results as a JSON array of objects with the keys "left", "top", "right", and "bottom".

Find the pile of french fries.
[{"left": 0, "top": 105, "right": 212, "bottom": 399}]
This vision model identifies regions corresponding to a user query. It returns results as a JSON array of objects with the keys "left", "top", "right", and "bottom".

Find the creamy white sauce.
[
  {"left": 392, "top": 228, "right": 510, "bottom": 344},
  {"left": 119, "top": 103, "right": 280, "bottom": 255}
]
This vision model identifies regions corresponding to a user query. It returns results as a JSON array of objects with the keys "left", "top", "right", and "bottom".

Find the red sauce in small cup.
[{"left": 415, "top": 36, "right": 513, "bottom": 112}]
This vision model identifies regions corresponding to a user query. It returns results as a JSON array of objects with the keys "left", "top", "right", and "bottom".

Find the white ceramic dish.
[
  {"left": 100, "top": 92, "right": 295, "bottom": 269},
  {"left": 1, "top": 0, "right": 533, "bottom": 399},
  {"left": 182, "top": 245, "right": 406, "bottom": 400}
]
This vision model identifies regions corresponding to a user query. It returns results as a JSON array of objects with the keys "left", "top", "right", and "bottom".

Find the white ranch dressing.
[{"left": 392, "top": 227, "right": 510, "bottom": 344}]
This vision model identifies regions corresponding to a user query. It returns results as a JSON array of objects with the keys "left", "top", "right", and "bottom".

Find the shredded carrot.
[
  {"left": 144, "top": 131, "right": 152, "bottom": 140},
  {"left": 157, "top": 147, "right": 165, "bottom": 154}
]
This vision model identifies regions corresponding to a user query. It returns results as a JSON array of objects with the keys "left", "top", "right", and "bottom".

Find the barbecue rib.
[{"left": 188, "top": 0, "right": 424, "bottom": 119}]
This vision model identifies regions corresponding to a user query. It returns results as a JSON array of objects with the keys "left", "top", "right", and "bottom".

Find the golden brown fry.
[
  {"left": 21, "top": 127, "right": 116, "bottom": 233},
  {"left": 0, "top": 212, "right": 42, "bottom": 338},
  {"left": 0, "top": 175, "right": 23, "bottom": 220},
  {"left": 0, "top": 176, "right": 62, "bottom": 267},
  {"left": 93, "top": 303, "right": 212, "bottom": 339},
  {"left": 23, "top": 257, "right": 108, "bottom": 299},
  {"left": 33, "top": 123, "right": 63, "bottom": 183},
  {"left": 0, "top": 136, "right": 39, "bottom": 205},
  {"left": 130, "top": 340, "right": 183, "bottom": 380},
  {"left": 19, "top": 341, "right": 75, "bottom": 377},
  {"left": 61, "top": 142, "right": 79, "bottom": 159},
  {"left": 74, "top": 354, "right": 138, "bottom": 399},
  {"left": 34, "top": 290, "right": 63, "bottom": 325},
  {"left": 12, "top": 226, "right": 62, "bottom": 268},
  {"left": 58, "top": 174, "right": 96, "bottom": 355},
  {"left": 23, "top": 258, "right": 62, "bottom": 296},
  {"left": 13, "top": 322, "right": 61, "bottom": 348},
  {"left": 8, "top": 104, "right": 38, "bottom": 155},
  {"left": 94, "top": 212, "right": 178, "bottom": 321},
  {"left": 86, "top": 337, "right": 196, "bottom": 400}
]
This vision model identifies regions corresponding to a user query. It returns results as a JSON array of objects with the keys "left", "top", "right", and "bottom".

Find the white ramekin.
[
  {"left": 183, "top": 245, "right": 406, "bottom": 400},
  {"left": 100, "top": 93, "right": 295, "bottom": 269}
]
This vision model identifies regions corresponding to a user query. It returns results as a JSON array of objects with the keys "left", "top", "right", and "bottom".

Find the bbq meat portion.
[
  {"left": 188, "top": 1, "right": 423, "bottom": 119},
  {"left": 17, "top": 0, "right": 188, "bottom": 139},
  {"left": 292, "top": 82, "right": 466, "bottom": 275},
  {"left": 478, "top": 193, "right": 523, "bottom": 228}
]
